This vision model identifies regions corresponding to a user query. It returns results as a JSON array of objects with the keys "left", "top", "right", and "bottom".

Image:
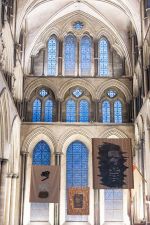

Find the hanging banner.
[
  {"left": 67, "top": 187, "right": 89, "bottom": 215},
  {"left": 92, "top": 138, "right": 134, "bottom": 189},
  {"left": 30, "top": 165, "right": 60, "bottom": 203}
]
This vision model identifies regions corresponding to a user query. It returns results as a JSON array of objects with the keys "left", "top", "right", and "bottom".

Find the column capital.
[
  {"left": 12, "top": 173, "right": 19, "bottom": 179},
  {"left": 53, "top": 152, "right": 63, "bottom": 156},
  {"left": 7, "top": 173, "right": 13, "bottom": 178},
  {"left": 21, "top": 151, "right": 29, "bottom": 156}
]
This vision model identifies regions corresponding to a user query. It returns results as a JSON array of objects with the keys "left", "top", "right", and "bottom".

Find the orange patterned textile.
[{"left": 67, "top": 187, "right": 89, "bottom": 215}]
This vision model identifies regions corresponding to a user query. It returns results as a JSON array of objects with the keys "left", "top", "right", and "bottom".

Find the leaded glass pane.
[
  {"left": 99, "top": 38, "right": 108, "bottom": 76},
  {"left": 66, "top": 141, "right": 88, "bottom": 222},
  {"left": 102, "top": 100, "right": 110, "bottom": 123},
  {"left": 73, "top": 21, "right": 84, "bottom": 30},
  {"left": 66, "top": 141, "right": 88, "bottom": 188},
  {"left": 114, "top": 100, "right": 122, "bottom": 123},
  {"left": 104, "top": 189, "right": 123, "bottom": 221},
  {"left": 107, "top": 90, "right": 117, "bottom": 98},
  {"left": 48, "top": 37, "right": 57, "bottom": 76},
  {"left": 32, "top": 99, "right": 41, "bottom": 122},
  {"left": 44, "top": 99, "right": 53, "bottom": 122},
  {"left": 64, "top": 35, "right": 76, "bottom": 75},
  {"left": 32, "top": 140, "right": 51, "bottom": 165},
  {"left": 72, "top": 88, "right": 83, "bottom": 98},
  {"left": 80, "top": 36, "right": 92, "bottom": 76},
  {"left": 39, "top": 89, "right": 48, "bottom": 97},
  {"left": 66, "top": 99, "right": 76, "bottom": 122},
  {"left": 79, "top": 100, "right": 89, "bottom": 122}
]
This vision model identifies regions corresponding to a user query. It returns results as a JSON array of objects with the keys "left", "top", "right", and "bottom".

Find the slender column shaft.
[
  {"left": 19, "top": 152, "right": 28, "bottom": 225},
  {"left": 58, "top": 40, "right": 63, "bottom": 76},
  {"left": 94, "top": 189, "right": 100, "bottom": 225},
  {"left": 9, "top": 174, "right": 18, "bottom": 225},
  {"left": 54, "top": 153, "right": 61, "bottom": 225},
  {"left": 0, "top": 159, "right": 8, "bottom": 225},
  {"left": 5, "top": 173, "right": 13, "bottom": 225}
]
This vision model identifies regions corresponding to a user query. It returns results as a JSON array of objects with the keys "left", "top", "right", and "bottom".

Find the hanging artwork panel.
[
  {"left": 67, "top": 187, "right": 89, "bottom": 215},
  {"left": 92, "top": 138, "right": 134, "bottom": 189}
]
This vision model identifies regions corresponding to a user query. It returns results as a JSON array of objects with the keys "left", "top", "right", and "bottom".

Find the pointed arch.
[
  {"left": 47, "top": 35, "right": 57, "bottom": 76},
  {"left": 99, "top": 37, "right": 109, "bottom": 76},
  {"left": 80, "top": 35, "right": 92, "bottom": 76},
  {"left": 64, "top": 34, "right": 76, "bottom": 75}
]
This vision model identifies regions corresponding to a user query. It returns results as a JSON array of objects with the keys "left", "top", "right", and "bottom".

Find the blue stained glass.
[
  {"left": 32, "top": 99, "right": 41, "bottom": 122},
  {"left": 73, "top": 21, "right": 84, "bottom": 30},
  {"left": 114, "top": 100, "right": 122, "bottom": 123},
  {"left": 39, "top": 89, "right": 48, "bottom": 97},
  {"left": 80, "top": 36, "right": 92, "bottom": 75},
  {"left": 79, "top": 100, "right": 89, "bottom": 122},
  {"left": 107, "top": 90, "right": 117, "bottom": 98},
  {"left": 32, "top": 140, "right": 51, "bottom": 165},
  {"left": 102, "top": 100, "right": 110, "bottom": 123},
  {"left": 64, "top": 35, "right": 76, "bottom": 75},
  {"left": 99, "top": 37, "right": 108, "bottom": 76},
  {"left": 66, "top": 99, "right": 76, "bottom": 122},
  {"left": 66, "top": 141, "right": 88, "bottom": 187},
  {"left": 44, "top": 99, "right": 53, "bottom": 122},
  {"left": 48, "top": 37, "right": 57, "bottom": 76},
  {"left": 73, "top": 88, "right": 83, "bottom": 98}
]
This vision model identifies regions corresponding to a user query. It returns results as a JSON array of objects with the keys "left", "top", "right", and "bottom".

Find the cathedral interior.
[{"left": 0, "top": 0, "right": 150, "bottom": 225}]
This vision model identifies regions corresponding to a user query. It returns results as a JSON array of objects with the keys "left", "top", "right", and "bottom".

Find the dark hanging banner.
[
  {"left": 30, "top": 165, "right": 60, "bottom": 203},
  {"left": 92, "top": 138, "right": 134, "bottom": 189},
  {"left": 67, "top": 187, "right": 89, "bottom": 215}
]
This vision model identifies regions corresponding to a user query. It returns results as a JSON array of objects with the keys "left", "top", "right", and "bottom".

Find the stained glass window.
[
  {"left": 64, "top": 34, "right": 76, "bottom": 75},
  {"left": 73, "top": 21, "right": 84, "bottom": 30},
  {"left": 104, "top": 189, "right": 123, "bottom": 221},
  {"left": 114, "top": 100, "right": 122, "bottom": 123},
  {"left": 66, "top": 99, "right": 76, "bottom": 122},
  {"left": 73, "top": 88, "right": 83, "bottom": 98},
  {"left": 39, "top": 89, "right": 48, "bottom": 97},
  {"left": 44, "top": 99, "right": 53, "bottom": 122},
  {"left": 102, "top": 100, "right": 110, "bottom": 123},
  {"left": 107, "top": 90, "right": 117, "bottom": 98},
  {"left": 66, "top": 141, "right": 88, "bottom": 187},
  {"left": 80, "top": 35, "right": 92, "bottom": 75},
  {"left": 32, "top": 99, "right": 41, "bottom": 122},
  {"left": 32, "top": 140, "right": 51, "bottom": 165},
  {"left": 48, "top": 37, "right": 57, "bottom": 76},
  {"left": 79, "top": 100, "right": 89, "bottom": 122},
  {"left": 99, "top": 37, "right": 109, "bottom": 76}
]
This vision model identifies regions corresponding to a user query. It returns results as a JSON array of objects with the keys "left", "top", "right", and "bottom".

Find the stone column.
[
  {"left": 94, "top": 40, "right": 98, "bottom": 77},
  {"left": 9, "top": 173, "right": 18, "bottom": 225},
  {"left": 5, "top": 173, "right": 13, "bottom": 225},
  {"left": 0, "top": 159, "right": 8, "bottom": 225},
  {"left": 54, "top": 152, "right": 61, "bottom": 225},
  {"left": 94, "top": 190, "right": 100, "bottom": 225},
  {"left": 42, "top": 49, "right": 46, "bottom": 76},
  {"left": 94, "top": 100, "right": 99, "bottom": 122},
  {"left": 58, "top": 40, "right": 63, "bottom": 76},
  {"left": 57, "top": 99, "right": 62, "bottom": 122},
  {"left": 19, "top": 152, "right": 29, "bottom": 225}
]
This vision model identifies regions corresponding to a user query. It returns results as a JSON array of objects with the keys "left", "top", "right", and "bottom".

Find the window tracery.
[
  {"left": 99, "top": 37, "right": 109, "bottom": 76},
  {"left": 64, "top": 34, "right": 76, "bottom": 75},
  {"left": 31, "top": 88, "right": 56, "bottom": 122},
  {"left": 80, "top": 35, "right": 92, "bottom": 76},
  {"left": 47, "top": 36, "right": 57, "bottom": 76},
  {"left": 65, "top": 88, "right": 90, "bottom": 122},
  {"left": 100, "top": 89, "right": 124, "bottom": 123}
]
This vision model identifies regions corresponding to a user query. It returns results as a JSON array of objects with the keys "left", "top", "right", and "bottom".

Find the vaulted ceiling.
[{"left": 17, "top": 0, "right": 141, "bottom": 73}]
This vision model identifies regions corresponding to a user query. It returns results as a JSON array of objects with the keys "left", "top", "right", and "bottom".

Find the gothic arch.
[
  {"left": 58, "top": 79, "right": 96, "bottom": 101},
  {"left": 24, "top": 79, "right": 58, "bottom": 100},
  {"left": 96, "top": 79, "right": 132, "bottom": 102},
  {"left": 98, "top": 128, "right": 129, "bottom": 138},
  {"left": 22, "top": 127, "right": 56, "bottom": 155},
  {"left": 57, "top": 128, "right": 94, "bottom": 153}
]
